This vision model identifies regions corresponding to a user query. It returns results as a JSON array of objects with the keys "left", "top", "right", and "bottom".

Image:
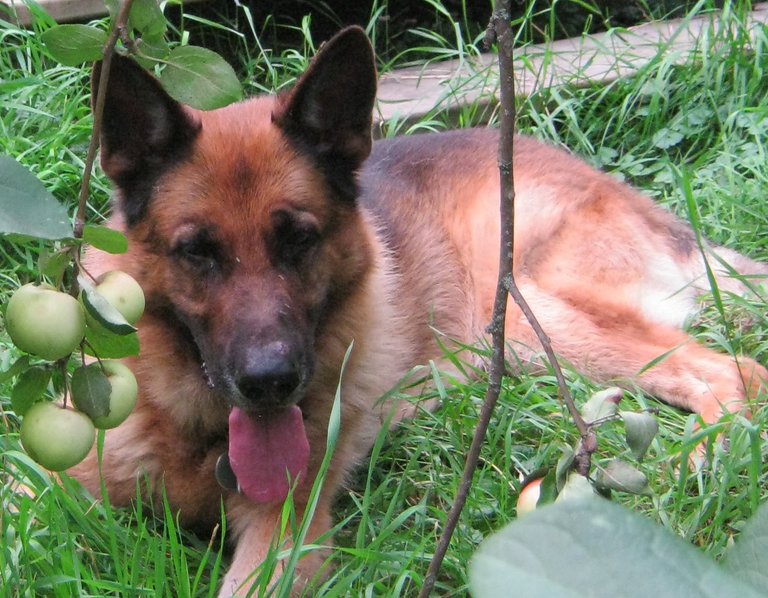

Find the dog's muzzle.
[{"left": 232, "top": 339, "right": 311, "bottom": 410}]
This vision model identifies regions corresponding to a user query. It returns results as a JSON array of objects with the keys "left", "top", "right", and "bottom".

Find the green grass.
[{"left": 2, "top": 0, "right": 768, "bottom": 596}]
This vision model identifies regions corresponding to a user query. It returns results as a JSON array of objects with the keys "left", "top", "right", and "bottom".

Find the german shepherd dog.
[{"left": 72, "top": 26, "right": 767, "bottom": 595}]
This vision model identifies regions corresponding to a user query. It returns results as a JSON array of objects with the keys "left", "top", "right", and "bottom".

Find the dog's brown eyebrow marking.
[{"left": 231, "top": 156, "right": 257, "bottom": 197}]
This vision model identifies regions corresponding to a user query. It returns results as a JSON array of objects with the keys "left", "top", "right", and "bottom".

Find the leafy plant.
[
  {"left": 0, "top": 0, "right": 242, "bottom": 470},
  {"left": 470, "top": 494, "right": 768, "bottom": 598},
  {"left": 40, "top": 1, "right": 241, "bottom": 109}
]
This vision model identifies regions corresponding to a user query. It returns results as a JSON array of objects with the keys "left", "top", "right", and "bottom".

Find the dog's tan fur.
[{"left": 70, "top": 27, "right": 767, "bottom": 594}]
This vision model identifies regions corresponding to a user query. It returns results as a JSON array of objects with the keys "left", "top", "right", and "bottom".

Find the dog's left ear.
[{"left": 273, "top": 26, "right": 376, "bottom": 198}]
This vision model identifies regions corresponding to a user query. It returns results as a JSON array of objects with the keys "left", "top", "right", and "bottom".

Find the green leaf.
[
  {"left": 554, "top": 444, "right": 575, "bottom": 492},
  {"left": 0, "top": 355, "right": 30, "bottom": 384},
  {"left": 722, "top": 504, "right": 768, "bottom": 592},
  {"left": 38, "top": 248, "right": 73, "bottom": 281},
  {"left": 83, "top": 322, "right": 140, "bottom": 359},
  {"left": 11, "top": 367, "right": 51, "bottom": 416},
  {"left": 160, "top": 46, "right": 242, "bottom": 110},
  {"left": 594, "top": 459, "right": 651, "bottom": 496},
  {"left": 0, "top": 156, "right": 73, "bottom": 240},
  {"left": 580, "top": 387, "right": 622, "bottom": 424},
  {"left": 556, "top": 472, "right": 595, "bottom": 503},
  {"left": 83, "top": 224, "right": 128, "bottom": 254},
  {"left": 537, "top": 469, "right": 557, "bottom": 507},
  {"left": 620, "top": 411, "right": 659, "bottom": 460},
  {"left": 129, "top": 0, "right": 167, "bottom": 37},
  {"left": 79, "top": 276, "right": 136, "bottom": 336},
  {"left": 71, "top": 364, "right": 111, "bottom": 420},
  {"left": 135, "top": 34, "right": 170, "bottom": 68},
  {"left": 652, "top": 127, "right": 684, "bottom": 150},
  {"left": 41, "top": 24, "right": 107, "bottom": 66},
  {"left": 470, "top": 496, "right": 764, "bottom": 598}
]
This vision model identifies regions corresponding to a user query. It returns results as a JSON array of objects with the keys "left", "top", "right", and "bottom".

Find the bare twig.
[
  {"left": 419, "top": 2, "right": 597, "bottom": 594},
  {"left": 505, "top": 279, "right": 596, "bottom": 473},
  {"left": 70, "top": 0, "right": 136, "bottom": 294},
  {"left": 418, "top": 4, "right": 516, "bottom": 596}
]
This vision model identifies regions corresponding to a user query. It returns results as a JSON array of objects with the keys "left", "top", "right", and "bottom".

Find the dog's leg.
[
  {"left": 220, "top": 495, "right": 332, "bottom": 597},
  {"left": 501, "top": 280, "right": 768, "bottom": 423},
  {"left": 68, "top": 410, "right": 226, "bottom": 531}
]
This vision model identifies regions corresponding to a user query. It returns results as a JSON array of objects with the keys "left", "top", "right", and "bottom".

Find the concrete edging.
[
  {"left": 375, "top": 3, "right": 768, "bottom": 126},
  {"left": 0, "top": 0, "right": 201, "bottom": 24},
  {"left": 4, "top": 0, "right": 767, "bottom": 129}
]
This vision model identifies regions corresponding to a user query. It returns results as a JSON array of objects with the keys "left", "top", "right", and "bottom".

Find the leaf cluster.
[
  {"left": 41, "top": 1, "right": 241, "bottom": 109},
  {"left": 0, "top": 0, "right": 239, "bottom": 462}
]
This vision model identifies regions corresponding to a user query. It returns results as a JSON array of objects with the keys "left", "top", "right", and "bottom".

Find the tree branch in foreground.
[
  {"left": 418, "top": 4, "right": 515, "bottom": 596},
  {"left": 70, "top": 0, "right": 136, "bottom": 293},
  {"left": 419, "top": 2, "right": 596, "bottom": 594}
]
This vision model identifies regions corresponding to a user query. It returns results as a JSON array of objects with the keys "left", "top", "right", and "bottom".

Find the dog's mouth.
[
  {"left": 215, "top": 405, "right": 310, "bottom": 503},
  {"left": 177, "top": 317, "right": 312, "bottom": 503}
]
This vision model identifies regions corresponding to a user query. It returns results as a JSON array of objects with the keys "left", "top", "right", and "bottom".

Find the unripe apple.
[
  {"left": 20, "top": 401, "right": 95, "bottom": 471},
  {"left": 95, "top": 271, "right": 145, "bottom": 325},
  {"left": 516, "top": 478, "right": 543, "bottom": 516},
  {"left": 90, "top": 360, "right": 138, "bottom": 429},
  {"left": 5, "top": 283, "right": 86, "bottom": 360}
]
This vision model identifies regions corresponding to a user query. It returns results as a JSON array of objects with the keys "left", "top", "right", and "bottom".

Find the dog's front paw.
[
  {"left": 219, "top": 547, "right": 326, "bottom": 597},
  {"left": 220, "top": 496, "right": 333, "bottom": 597}
]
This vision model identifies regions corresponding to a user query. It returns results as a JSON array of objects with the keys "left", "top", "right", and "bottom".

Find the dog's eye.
[
  {"left": 271, "top": 210, "right": 321, "bottom": 266},
  {"left": 174, "top": 234, "right": 221, "bottom": 271}
]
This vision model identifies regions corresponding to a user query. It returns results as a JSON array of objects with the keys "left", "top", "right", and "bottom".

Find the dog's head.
[{"left": 93, "top": 28, "right": 377, "bottom": 416}]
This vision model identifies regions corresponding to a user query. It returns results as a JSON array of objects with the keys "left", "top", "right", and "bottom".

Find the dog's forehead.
[
  {"left": 196, "top": 97, "right": 291, "bottom": 179},
  {"left": 149, "top": 97, "right": 332, "bottom": 242},
  {"left": 189, "top": 98, "right": 327, "bottom": 209}
]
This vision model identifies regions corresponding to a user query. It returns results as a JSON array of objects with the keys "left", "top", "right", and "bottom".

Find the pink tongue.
[{"left": 228, "top": 406, "right": 310, "bottom": 504}]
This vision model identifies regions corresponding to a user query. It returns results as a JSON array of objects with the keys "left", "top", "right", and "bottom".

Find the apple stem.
[{"left": 59, "top": 359, "right": 70, "bottom": 409}]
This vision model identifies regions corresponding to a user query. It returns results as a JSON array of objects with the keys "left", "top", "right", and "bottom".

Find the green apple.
[
  {"left": 5, "top": 283, "right": 86, "bottom": 361},
  {"left": 91, "top": 360, "right": 138, "bottom": 429},
  {"left": 94, "top": 271, "right": 145, "bottom": 325},
  {"left": 20, "top": 401, "right": 95, "bottom": 471}
]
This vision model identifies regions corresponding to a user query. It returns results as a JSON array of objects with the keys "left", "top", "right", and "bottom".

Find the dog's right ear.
[
  {"left": 92, "top": 56, "right": 200, "bottom": 225},
  {"left": 272, "top": 27, "right": 376, "bottom": 202}
]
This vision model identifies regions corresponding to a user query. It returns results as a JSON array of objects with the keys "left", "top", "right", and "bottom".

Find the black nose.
[{"left": 235, "top": 341, "right": 303, "bottom": 407}]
